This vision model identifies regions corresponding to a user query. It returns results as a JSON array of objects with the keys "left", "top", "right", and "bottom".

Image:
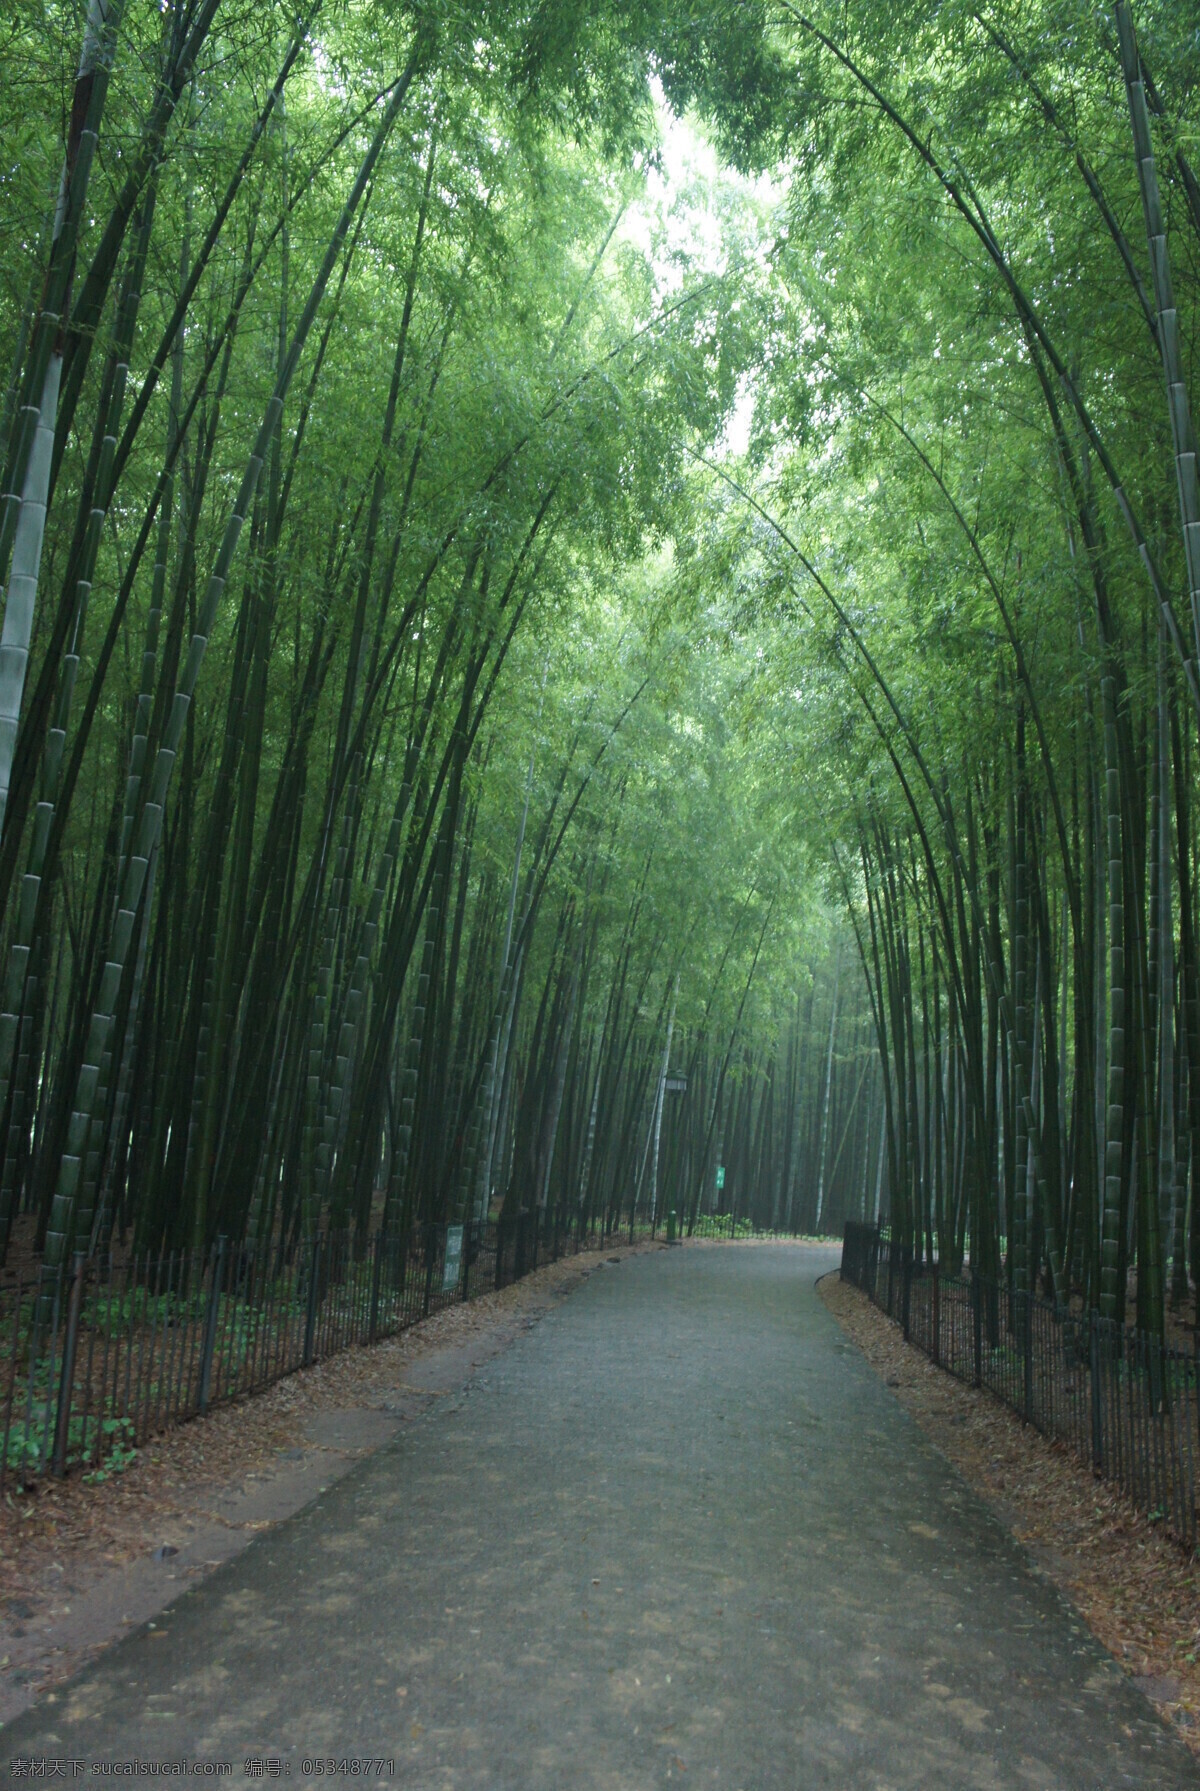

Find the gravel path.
[{"left": 5, "top": 1243, "right": 1197, "bottom": 1788}]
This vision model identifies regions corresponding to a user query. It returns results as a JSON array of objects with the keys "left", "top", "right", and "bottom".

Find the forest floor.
[
  {"left": 819, "top": 1271, "right": 1200, "bottom": 1757},
  {"left": 0, "top": 1235, "right": 660, "bottom": 1725}
]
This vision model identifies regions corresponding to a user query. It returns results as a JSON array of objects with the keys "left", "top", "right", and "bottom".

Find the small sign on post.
[
  {"left": 664, "top": 1074, "right": 687, "bottom": 1093},
  {"left": 442, "top": 1224, "right": 464, "bottom": 1293},
  {"left": 715, "top": 1165, "right": 726, "bottom": 1191}
]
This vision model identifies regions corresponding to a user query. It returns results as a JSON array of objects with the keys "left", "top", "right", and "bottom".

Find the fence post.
[
  {"left": 198, "top": 1235, "right": 227, "bottom": 1414},
  {"left": 971, "top": 1270, "right": 982, "bottom": 1389},
  {"left": 368, "top": 1231, "right": 384, "bottom": 1344},
  {"left": 901, "top": 1250, "right": 913, "bottom": 1341},
  {"left": 393, "top": 1231, "right": 407, "bottom": 1315},
  {"left": 931, "top": 1264, "right": 940, "bottom": 1368},
  {"left": 302, "top": 1234, "right": 322, "bottom": 1367},
  {"left": 1090, "top": 1313, "right": 1104, "bottom": 1472},
  {"left": 51, "top": 1253, "right": 86, "bottom": 1478},
  {"left": 423, "top": 1223, "right": 438, "bottom": 1317},
  {"left": 1022, "top": 1290, "right": 1034, "bottom": 1424}
]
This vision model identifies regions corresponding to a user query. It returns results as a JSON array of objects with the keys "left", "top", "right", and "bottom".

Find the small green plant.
[
  {"left": 691, "top": 1213, "right": 758, "bottom": 1239},
  {"left": 82, "top": 1284, "right": 202, "bottom": 1334},
  {"left": 3, "top": 1414, "right": 52, "bottom": 1472},
  {"left": 82, "top": 1415, "right": 138, "bottom": 1483},
  {"left": 3, "top": 1404, "right": 138, "bottom": 1480}
]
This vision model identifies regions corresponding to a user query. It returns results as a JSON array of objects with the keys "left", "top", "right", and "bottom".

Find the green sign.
[
  {"left": 715, "top": 1165, "right": 726, "bottom": 1190},
  {"left": 442, "top": 1224, "right": 464, "bottom": 1292}
]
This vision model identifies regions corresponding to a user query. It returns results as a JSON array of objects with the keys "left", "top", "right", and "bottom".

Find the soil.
[
  {"left": 818, "top": 1268, "right": 1200, "bottom": 1757},
  {"left": 0, "top": 1236, "right": 660, "bottom": 1724}
]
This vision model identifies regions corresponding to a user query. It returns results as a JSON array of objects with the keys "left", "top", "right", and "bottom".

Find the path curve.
[{"left": 5, "top": 1243, "right": 1196, "bottom": 1788}]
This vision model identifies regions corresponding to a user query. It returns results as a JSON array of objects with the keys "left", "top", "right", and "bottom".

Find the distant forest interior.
[{"left": 0, "top": 0, "right": 1198, "bottom": 1337}]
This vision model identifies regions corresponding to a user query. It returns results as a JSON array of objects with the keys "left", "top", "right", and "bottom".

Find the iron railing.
[
  {"left": 841, "top": 1221, "right": 1200, "bottom": 1552},
  {"left": 0, "top": 1210, "right": 622, "bottom": 1493}
]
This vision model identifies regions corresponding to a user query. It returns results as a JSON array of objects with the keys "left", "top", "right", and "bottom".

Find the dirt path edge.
[
  {"left": 817, "top": 1268, "right": 1200, "bottom": 1756},
  {"left": 0, "top": 1239, "right": 663, "bottom": 1725}
]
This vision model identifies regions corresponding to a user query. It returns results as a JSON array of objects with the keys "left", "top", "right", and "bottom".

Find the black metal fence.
[
  {"left": 0, "top": 1210, "right": 622, "bottom": 1494},
  {"left": 841, "top": 1221, "right": 1200, "bottom": 1552}
]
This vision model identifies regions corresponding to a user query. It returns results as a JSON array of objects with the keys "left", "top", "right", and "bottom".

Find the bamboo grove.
[
  {"left": 707, "top": 0, "right": 1200, "bottom": 1335},
  {"left": 1, "top": 0, "right": 1199, "bottom": 1339}
]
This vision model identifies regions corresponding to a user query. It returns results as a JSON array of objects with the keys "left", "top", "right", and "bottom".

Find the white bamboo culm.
[
  {"left": 872, "top": 1109, "right": 884, "bottom": 1223},
  {"left": 0, "top": 0, "right": 116, "bottom": 839},
  {"left": 576, "top": 1021, "right": 604, "bottom": 1218},
  {"left": 0, "top": 357, "right": 62, "bottom": 837},
  {"left": 648, "top": 977, "right": 678, "bottom": 1228},
  {"left": 476, "top": 719, "right": 539, "bottom": 1219},
  {"left": 536, "top": 951, "right": 582, "bottom": 1213},
  {"left": 813, "top": 946, "right": 840, "bottom": 1232}
]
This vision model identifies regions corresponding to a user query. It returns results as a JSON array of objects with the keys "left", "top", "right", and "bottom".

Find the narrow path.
[{"left": 5, "top": 1245, "right": 1196, "bottom": 1788}]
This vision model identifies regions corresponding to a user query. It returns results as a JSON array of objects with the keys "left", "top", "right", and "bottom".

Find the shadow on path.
[{"left": 5, "top": 1244, "right": 1197, "bottom": 1789}]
